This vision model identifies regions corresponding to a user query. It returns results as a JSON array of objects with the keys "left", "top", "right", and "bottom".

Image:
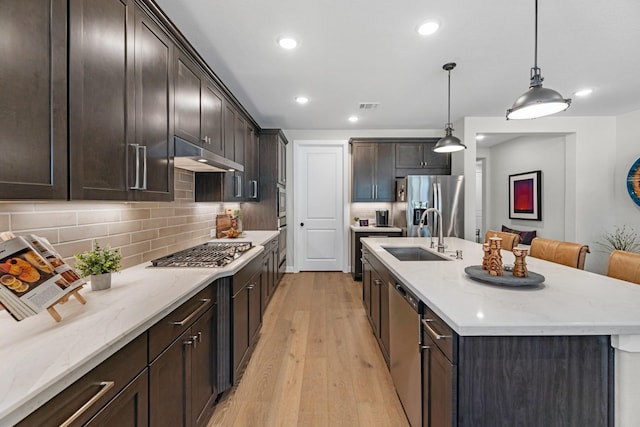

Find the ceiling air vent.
[{"left": 359, "top": 102, "right": 380, "bottom": 110}]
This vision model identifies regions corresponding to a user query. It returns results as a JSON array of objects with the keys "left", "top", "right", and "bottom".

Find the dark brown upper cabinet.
[
  {"left": 395, "top": 140, "right": 451, "bottom": 176},
  {"left": 0, "top": 0, "right": 68, "bottom": 199},
  {"left": 174, "top": 51, "right": 202, "bottom": 146},
  {"left": 175, "top": 51, "right": 224, "bottom": 157},
  {"left": 244, "top": 125, "right": 260, "bottom": 200},
  {"left": 132, "top": 5, "right": 174, "bottom": 201},
  {"left": 351, "top": 141, "right": 396, "bottom": 202},
  {"left": 222, "top": 107, "right": 246, "bottom": 201},
  {"left": 69, "top": 0, "right": 173, "bottom": 201}
]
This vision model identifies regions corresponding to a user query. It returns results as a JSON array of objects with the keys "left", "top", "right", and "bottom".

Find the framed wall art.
[
  {"left": 509, "top": 170, "right": 542, "bottom": 221},
  {"left": 627, "top": 157, "right": 640, "bottom": 207}
]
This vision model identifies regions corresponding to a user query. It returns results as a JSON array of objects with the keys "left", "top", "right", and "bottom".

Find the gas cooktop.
[{"left": 150, "top": 241, "right": 252, "bottom": 268}]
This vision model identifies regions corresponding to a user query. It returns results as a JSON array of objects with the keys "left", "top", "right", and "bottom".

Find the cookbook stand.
[
  {"left": 46, "top": 289, "right": 87, "bottom": 322},
  {"left": 0, "top": 231, "right": 86, "bottom": 322}
]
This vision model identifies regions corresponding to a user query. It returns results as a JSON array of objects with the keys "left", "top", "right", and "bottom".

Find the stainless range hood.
[{"left": 173, "top": 136, "right": 244, "bottom": 173}]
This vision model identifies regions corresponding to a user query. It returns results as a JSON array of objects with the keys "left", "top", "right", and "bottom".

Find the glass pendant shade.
[{"left": 434, "top": 126, "right": 466, "bottom": 153}]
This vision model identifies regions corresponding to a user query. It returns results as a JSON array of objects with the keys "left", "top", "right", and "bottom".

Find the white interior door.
[{"left": 295, "top": 143, "right": 344, "bottom": 271}]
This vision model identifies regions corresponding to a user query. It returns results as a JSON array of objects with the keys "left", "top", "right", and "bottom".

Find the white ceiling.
[{"left": 154, "top": 0, "right": 640, "bottom": 131}]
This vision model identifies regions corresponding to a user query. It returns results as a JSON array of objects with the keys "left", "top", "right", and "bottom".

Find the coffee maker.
[{"left": 375, "top": 210, "right": 389, "bottom": 227}]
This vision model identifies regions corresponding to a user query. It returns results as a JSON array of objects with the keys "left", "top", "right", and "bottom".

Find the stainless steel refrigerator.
[{"left": 397, "top": 175, "right": 464, "bottom": 238}]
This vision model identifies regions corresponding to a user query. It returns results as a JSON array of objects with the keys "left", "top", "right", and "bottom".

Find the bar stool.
[
  {"left": 484, "top": 230, "right": 521, "bottom": 251},
  {"left": 607, "top": 250, "right": 640, "bottom": 285},
  {"left": 529, "top": 237, "right": 590, "bottom": 269}
]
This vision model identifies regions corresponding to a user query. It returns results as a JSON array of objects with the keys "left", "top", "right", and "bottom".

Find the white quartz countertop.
[
  {"left": 362, "top": 237, "right": 640, "bottom": 337},
  {"left": 0, "top": 230, "right": 278, "bottom": 426},
  {"left": 350, "top": 225, "right": 403, "bottom": 233}
]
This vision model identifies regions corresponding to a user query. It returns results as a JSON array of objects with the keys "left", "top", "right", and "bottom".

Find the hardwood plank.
[{"left": 207, "top": 272, "right": 408, "bottom": 426}]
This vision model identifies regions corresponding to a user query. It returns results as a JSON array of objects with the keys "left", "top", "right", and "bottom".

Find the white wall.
[
  {"left": 462, "top": 116, "right": 617, "bottom": 273},
  {"left": 486, "top": 135, "right": 567, "bottom": 240},
  {"left": 614, "top": 110, "right": 640, "bottom": 230}
]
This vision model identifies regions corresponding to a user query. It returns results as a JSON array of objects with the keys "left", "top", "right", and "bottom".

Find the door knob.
[{"left": 300, "top": 222, "right": 304, "bottom": 227}]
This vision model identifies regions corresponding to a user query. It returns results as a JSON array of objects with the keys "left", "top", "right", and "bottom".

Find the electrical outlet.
[{"left": 210, "top": 229, "right": 216, "bottom": 238}]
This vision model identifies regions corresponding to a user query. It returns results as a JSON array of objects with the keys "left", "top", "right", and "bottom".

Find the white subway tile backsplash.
[
  {"left": 11, "top": 212, "right": 77, "bottom": 231},
  {"left": 0, "top": 171, "right": 234, "bottom": 271},
  {"left": 78, "top": 210, "right": 121, "bottom": 225}
]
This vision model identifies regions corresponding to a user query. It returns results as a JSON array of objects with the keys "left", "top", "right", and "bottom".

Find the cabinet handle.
[
  {"left": 373, "top": 279, "right": 383, "bottom": 286},
  {"left": 59, "top": 381, "right": 115, "bottom": 427},
  {"left": 190, "top": 331, "right": 202, "bottom": 349},
  {"left": 171, "top": 298, "right": 211, "bottom": 326},
  {"left": 251, "top": 180, "right": 258, "bottom": 198},
  {"left": 235, "top": 175, "right": 242, "bottom": 198},
  {"left": 140, "top": 145, "right": 147, "bottom": 190},
  {"left": 422, "top": 318, "right": 452, "bottom": 340},
  {"left": 374, "top": 185, "right": 378, "bottom": 199},
  {"left": 247, "top": 283, "right": 256, "bottom": 290},
  {"left": 129, "top": 143, "right": 141, "bottom": 190}
]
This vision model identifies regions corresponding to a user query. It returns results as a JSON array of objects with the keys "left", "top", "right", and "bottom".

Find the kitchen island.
[
  {"left": 0, "top": 231, "right": 278, "bottom": 426},
  {"left": 362, "top": 236, "right": 640, "bottom": 426}
]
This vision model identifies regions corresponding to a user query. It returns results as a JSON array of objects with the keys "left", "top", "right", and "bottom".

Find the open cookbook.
[{"left": 0, "top": 235, "right": 86, "bottom": 321}]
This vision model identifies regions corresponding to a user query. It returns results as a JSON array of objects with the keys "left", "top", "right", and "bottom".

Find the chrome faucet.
[{"left": 418, "top": 208, "right": 445, "bottom": 253}]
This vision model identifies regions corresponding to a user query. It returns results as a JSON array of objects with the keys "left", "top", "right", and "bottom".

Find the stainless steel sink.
[{"left": 382, "top": 246, "right": 451, "bottom": 261}]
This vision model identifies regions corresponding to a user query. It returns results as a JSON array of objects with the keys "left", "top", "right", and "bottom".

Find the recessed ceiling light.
[
  {"left": 197, "top": 159, "right": 207, "bottom": 163},
  {"left": 295, "top": 96, "right": 309, "bottom": 104},
  {"left": 348, "top": 116, "right": 358, "bottom": 123},
  {"left": 476, "top": 134, "right": 485, "bottom": 141},
  {"left": 417, "top": 20, "right": 440, "bottom": 36},
  {"left": 574, "top": 88, "right": 593, "bottom": 97},
  {"left": 277, "top": 36, "right": 298, "bottom": 49}
]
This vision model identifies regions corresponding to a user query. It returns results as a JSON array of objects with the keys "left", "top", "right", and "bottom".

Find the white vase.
[{"left": 90, "top": 273, "right": 112, "bottom": 291}]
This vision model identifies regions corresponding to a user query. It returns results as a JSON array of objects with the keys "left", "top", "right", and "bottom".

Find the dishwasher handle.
[{"left": 395, "top": 283, "right": 407, "bottom": 297}]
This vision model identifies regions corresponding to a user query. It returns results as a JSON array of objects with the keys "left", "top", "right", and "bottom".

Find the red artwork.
[
  {"left": 509, "top": 171, "right": 541, "bottom": 221},
  {"left": 513, "top": 178, "right": 534, "bottom": 213}
]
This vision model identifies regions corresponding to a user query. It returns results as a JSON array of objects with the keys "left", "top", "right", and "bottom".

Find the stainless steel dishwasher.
[{"left": 389, "top": 281, "right": 422, "bottom": 427}]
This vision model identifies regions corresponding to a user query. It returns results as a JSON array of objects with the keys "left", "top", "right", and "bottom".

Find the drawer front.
[
  {"left": 422, "top": 307, "right": 456, "bottom": 362},
  {"left": 148, "top": 284, "right": 214, "bottom": 361},
  {"left": 233, "top": 254, "right": 262, "bottom": 295},
  {"left": 17, "top": 334, "right": 147, "bottom": 427}
]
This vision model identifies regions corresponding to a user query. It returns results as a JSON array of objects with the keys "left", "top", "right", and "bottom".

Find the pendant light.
[
  {"left": 433, "top": 62, "right": 466, "bottom": 153},
  {"left": 506, "top": 0, "right": 571, "bottom": 120}
]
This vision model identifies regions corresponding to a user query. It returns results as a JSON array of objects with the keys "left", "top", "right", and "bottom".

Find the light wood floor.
[{"left": 207, "top": 272, "right": 409, "bottom": 427}]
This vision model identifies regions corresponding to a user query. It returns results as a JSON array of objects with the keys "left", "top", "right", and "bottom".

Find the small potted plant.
[
  {"left": 75, "top": 242, "right": 122, "bottom": 291},
  {"left": 598, "top": 225, "right": 640, "bottom": 254}
]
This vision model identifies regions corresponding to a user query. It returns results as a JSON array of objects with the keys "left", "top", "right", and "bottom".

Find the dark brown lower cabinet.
[
  {"left": 422, "top": 327, "right": 455, "bottom": 427},
  {"left": 362, "top": 247, "right": 392, "bottom": 366},
  {"left": 232, "top": 254, "right": 264, "bottom": 382},
  {"left": 149, "top": 306, "right": 216, "bottom": 427},
  {"left": 86, "top": 370, "right": 149, "bottom": 427},
  {"left": 16, "top": 334, "right": 148, "bottom": 427},
  {"left": 233, "top": 268, "right": 262, "bottom": 380}
]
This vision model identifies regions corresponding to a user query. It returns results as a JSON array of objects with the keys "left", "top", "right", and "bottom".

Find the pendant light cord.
[
  {"left": 447, "top": 69, "right": 451, "bottom": 125},
  {"left": 534, "top": 0, "right": 538, "bottom": 70}
]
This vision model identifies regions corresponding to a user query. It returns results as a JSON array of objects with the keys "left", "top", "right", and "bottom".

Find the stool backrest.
[
  {"left": 607, "top": 250, "right": 640, "bottom": 285},
  {"left": 529, "top": 237, "right": 590, "bottom": 270},
  {"left": 485, "top": 230, "right": 521, "bottom": 251}
]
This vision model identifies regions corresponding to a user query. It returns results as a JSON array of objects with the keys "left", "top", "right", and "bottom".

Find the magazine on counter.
[{"left": 0, "top": 235, "right": 86, "bottom": 321}]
